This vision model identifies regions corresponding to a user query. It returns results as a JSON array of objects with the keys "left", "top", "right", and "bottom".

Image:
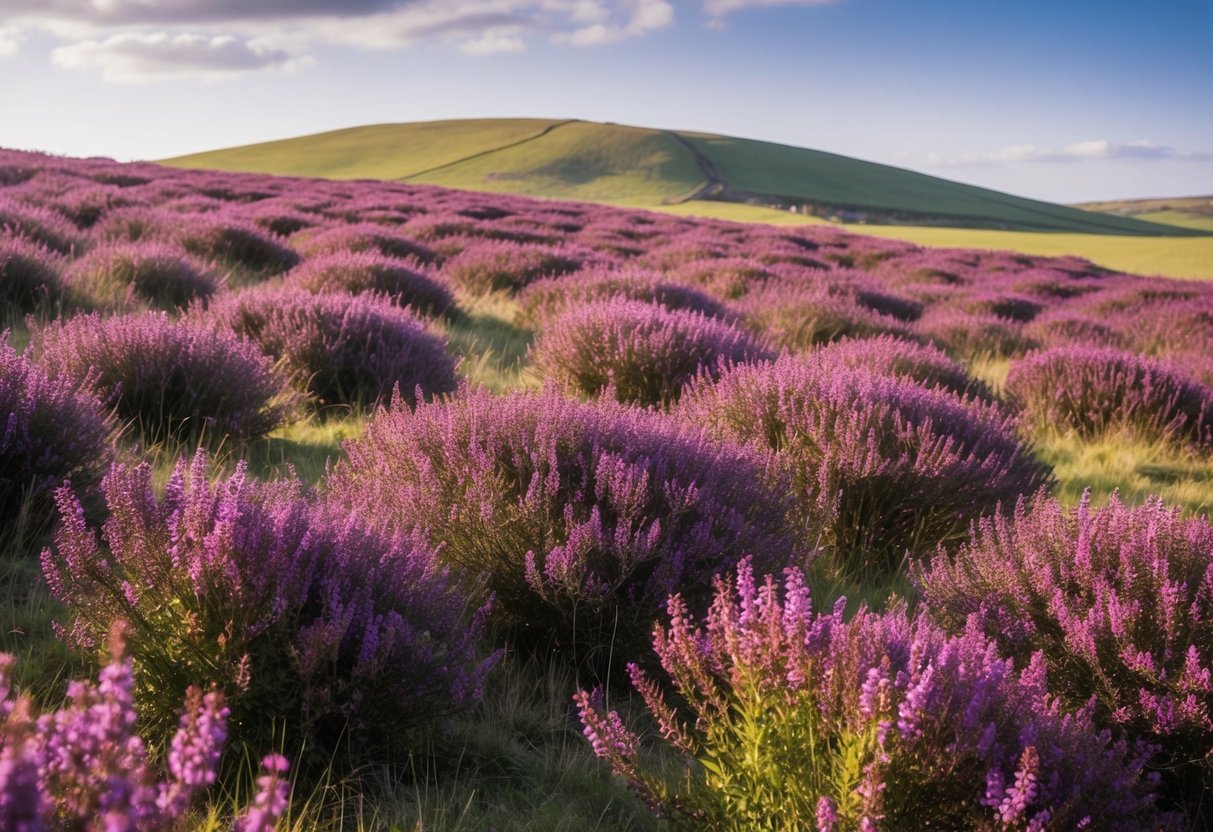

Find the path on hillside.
[
  {"left": 397, "top": 119, "right": 581, "bottom": 181},
  {"left": 661, "top": 131, "right": 732, "bottom": 203}
]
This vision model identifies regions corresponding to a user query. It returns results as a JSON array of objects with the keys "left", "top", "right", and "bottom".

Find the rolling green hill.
[{"left": 163, "top": 118, "right": 1201, "bottom": 237}]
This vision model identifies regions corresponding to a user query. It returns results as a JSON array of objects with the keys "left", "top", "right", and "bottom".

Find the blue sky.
[{"left": 1, "top": 0, "right": 1210, "bottom": 203}]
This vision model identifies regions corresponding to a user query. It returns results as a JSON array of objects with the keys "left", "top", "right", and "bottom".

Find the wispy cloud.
[
  {"left": 50, "top": 31, "right": 309, "bottom": 82},
  {"left": 2, "top": 0, "right": 677, "bottom": 80},
  {"left": 703, "top": 0, "right": 840, "bottom": 21},
  {"left": 931, "top": 140, "right": 1213, "bottom": 166}
]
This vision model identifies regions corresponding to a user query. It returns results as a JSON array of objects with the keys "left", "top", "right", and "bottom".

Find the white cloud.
[
  {"left": 51, "top": 31, "right": 309, "bottom": 82},
  {"left": 931, "top": 139, "right": 1213, "bottom": 167},
  {"left": 459, "top": 25, "right": 526, "bottom": 53},
  {"left": 703, "top": 0, "right": 839, "bottom": 19},
  {"left": 0, "top": 25, "right": 24, "bottom": 55},
  {"left": 554, "top": 0, "right": 672, "bottom": 45}
]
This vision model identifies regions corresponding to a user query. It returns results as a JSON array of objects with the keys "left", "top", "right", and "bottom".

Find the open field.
[
  {"left": 4, "top": 147, "right": 1213, "bottom": 829},
  {"left": 164, "top": 118, "right": 1199, "bottom": 237}
]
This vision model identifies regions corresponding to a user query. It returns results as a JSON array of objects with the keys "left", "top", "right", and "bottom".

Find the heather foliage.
[
  {"left": 578, "top": 559, "right": 1169, "bottom": 831},
  {"left": 0, "top": 633, "right": 237, "bottom": 831},
  {"left": 918, "top": 492, "right": 1213, "bottom": 818},
  {"left": 42, "top": 452, "right": 493, "bottom": 770},
  {"left": 532, "top": 298, "right": 772, "bottom": 408},
  {"left": 0, "top": 340, "right": 111, "bottom": 537},
  {"left": 0, "top": 195, "right": 80, "bottom": 254},
  {"left": 327, "top": 388, "right": 799, "bottom": 666},
  {"left": 516, "top": 268, "right": 732, "bottom": 329},
  {"left": 32, "top": 312, "right": 291, "bottom": 446},
  {"left": 915, "top": 308, "right": 1037, "bottom": 359},
  {"left": 176, "top": 216, "right": 300, "bottom": 277},
  {"left": 443, "top": 241, "right": 586, "bottom": 294},
  {"left": 205, "top": 286, "right": 458, "bottom": 409},
  {"left": 66, "top": 242, "right": 220, "bottom": 311},
  {"left": 680, "top": 356, "right": 1049, "bottom": 572},
  {"left": 737, "top": 279, "right": 915, "bottom": 351},
  {"left": 0, "top": 234, "right": 65, "bottom": 314},
  {"left": 1005, "top": 346, "right": 1213, "bottom": 447},
  {"left": 812, "top": 335, "right": 994, "bottom": 401},
  {"left": 293, "top": 222, "right": 437, "bottom": 264},
  {"left": 286, "top": 250, "right": 455, "bottom": 318}
]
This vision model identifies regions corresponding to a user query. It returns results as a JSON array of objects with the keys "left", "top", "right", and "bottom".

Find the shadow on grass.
[{"left": 443, "top": 300, "right": 535, "bottom": 393}]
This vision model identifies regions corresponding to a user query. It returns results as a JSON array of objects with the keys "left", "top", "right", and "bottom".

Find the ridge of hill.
[{"left": 162, "top": 118, "right": 1200, "bottom": 238}]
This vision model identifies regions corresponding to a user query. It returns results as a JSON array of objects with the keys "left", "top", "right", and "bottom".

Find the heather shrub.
[
  {"left": 0, "top": 635, "right": 271, "bottom": 830},
  {"left": 668, "top": 257, "right": 781, "bottom": 300},
  {"left": 955, "top": 292, "right": 1045, "bottom": 323},
  {"left": 577, "top": 558, "right": 1169, "bottom": 831},
  {"left": 736, "top": 279, "right": 916, "bottom": 351},
  {"left": 680, "top": 356, "right": 1050, "bottom": 571},
  {"left": 292, "top": 222, "right": 436, "bottom": 264},
  {"left": 66, "top": 241, "right": 220, "bottom": 311},
  {"left": 43, "top": 452, "right": 493, "bottom": 771},
  {"left": 1021, "top": 310, "right": 1125, "bottom": 349},
  {"left": 32, "top": 312, "right": 291, "bottom": 446},
  {"left": 811, "top": 335, "right": 995, "bottom": 400},
  {"left": 0, "top": 340, "right": 112, "bottom": 535},
  {"left": 326, "top": 387, "right": 800, "bottom": 667},
  {"left": 531, "top": 298, "right": 773, "bottom": 408},
  {"left": 917, "top": 492, "right": 1213, "bottom": 819},
  {"left": 0, "top": 233, "right": 65, "bottom": 313},
  {"left": 90, "top": 206, "right": 171, "bottom": 244},
  {"left": 0, "top": 195, "right": 80, "bottom": 254},
  {"left": 442, "top": 241, "right": 586, "bottom": 294},
  {"left": 176, "top": 216, "right": 299, "bottom": 277},
  {"left": 516, "top": 269, "right": 733, "bottom": 329},
  {"left": 916, "top": 308, "right": 1037, "bottom": 359},
  {"left": 286, "top": 250, "right": 454, "bottom": 318},
  {"left": 1005, "top": 346, "right": 1213, "bottom": 447},
  {"left": 205, "top": 287, "right": 458, "bottom": 409}
]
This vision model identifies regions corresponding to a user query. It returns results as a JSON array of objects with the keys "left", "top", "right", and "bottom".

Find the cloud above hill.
[
  {"left": 1, "top": 0, "right": 676, "bottom": 79},
  {"left": 932, "top": 140, "right": 1213, "bottom": 166}
]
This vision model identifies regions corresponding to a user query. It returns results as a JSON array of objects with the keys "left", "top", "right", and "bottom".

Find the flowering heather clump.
[
  {"left": 286, "top": 250, "right": 455, "bottom": 318},
  {"left": 531, "top": 298, "right": 773, "bottom": 408},
  {"left": 43, "top": 451, "right": 492, "bottom": 770},
  {"left": 326, "top": 387, "right": 799, "bottom": 667},
  {"left": 32, "top": 311, "right": 291, "bottom": 446},
  {"left": 89, "top": 206, "right": 172, "bottom": 244},
  {"left": 176, "top": 216, "right": 300, "bottom": 277},
  {"left": 667, "top": 257, "right": 782, "bottom": 300},
  {"left": 0, "top": 195, "right": 80, "bottom": 254},
  {"left": 0, "top": 233, "right": 65, "bottom": 313},
  {"left": 66, "top": 241, "right": 221, "bottom": 311},
  {"left": 1021, "top": 310, "right": 1125, "bottom": 349},
  {"left": 917, "top": 492, "right": 1213, "bottom": 819},
  {"left": 1005, "top": 346, "right": 1213, "bottom": 447},
  {"left": 577, "top": 559, "right": 1169, "bottom": 831},
  {"left": 515, "top": 268, "right": 733, "bottom": 329},
  {"left": 736, "top": 279, "right": 917, "bottom": 351},
  {"left": 0, "top": 340, "right": 111, "bottom": 533},
  {"left": 915, "top": 307, "right": 1037, "bottom": 359},
  {"left": 292, "top": 222, "right": 437, "bottom": 264},
  {"left": 442, "top": 240, "right": 586, "bottom": 294},
  {"left": 0, "top": 633, "right": 243, "bottom": 830},
  {"left": 954, "top": 291, "right": 1046, "bottom": 323},
  {"left": 680, "top": 356, "right": 1049, "bottom": 571},
  {"left": 811, "top": 335, "right": 994, "bottom": 400},
  {"left": 205, "top": 287, "right": 457, "bottom": 409}
]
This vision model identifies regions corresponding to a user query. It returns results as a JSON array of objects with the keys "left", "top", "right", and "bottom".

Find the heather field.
[{"left": 5, "top": 147, "right": 1213, "bottom": 830}]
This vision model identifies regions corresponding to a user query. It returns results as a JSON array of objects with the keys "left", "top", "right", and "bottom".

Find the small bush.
[
  {"left": 0, "top": 195, "right": 80, "bottom": 254},
  {"left": 43, "top": 452, "right": 493, "bottom": 771},
  {"left": 577, "top": 558, "right": 1170, "bottom": 831},
  {"left": 915, "top": 307, "right": 1037, "bottom": 359},
  {"left": 736, "top": 279, "right": 916, "bottom": 351},
  {"left": 66, "top": 241, "right": 220, "bottom": 311},
  {"left": 0, "top": 340, "right": 112, "bottom": 534},
  {"left": 293, "top": 222, "right": 436, "bottom": 264},
  {"left": 0, "top": 233, "right": 65, "bottom": 314},
  {"left": 516, "top": 269, "right": 732, "bottom": 329},
  {"left": 443, "top": 241, "right": 586, "bottom": 294},
  {"left": 287, "top": 250, "right": 454, "bottom": 318},
  {"left": 1005, "top": 346, "right": 1213, "bottom": 447},
  {"left": 811, "top": 335, "right": 994, "bottom": 400},
  {"left": 176, "top": 216, "right": 300, "bottom": 277},
  {"left": 31, "top": 311, "right": 291, "bottom": 446},
  {"left": 531, "top": 298, "right": 772, "bottom": 408},
  {"left": 326, "top": 387, "right": 800, "bottom": 668},
  {"left": 205, "top": 286, "right": 458, "bottom": 409},
  {"left": 0, "top": 635, "right": 258, "bottom": 830},
  {"left": 917, "top": 492, "right": 1213, "bottom": 820},
  {"left": 680, "top": 356, "right": 1050, "bottom": 572}
]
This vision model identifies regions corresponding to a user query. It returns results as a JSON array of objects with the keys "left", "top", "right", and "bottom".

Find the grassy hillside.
[{"left": 163, "top": 118, "right": 1197, "bottom": 237}]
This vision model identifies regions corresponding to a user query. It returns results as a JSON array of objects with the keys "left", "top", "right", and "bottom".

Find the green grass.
[
  {"left": 161, "top": 118, "right": 1200, "bottom": 237},
  {"left": 1130, "top": 210, "right": 1213, "bottom": 233}
]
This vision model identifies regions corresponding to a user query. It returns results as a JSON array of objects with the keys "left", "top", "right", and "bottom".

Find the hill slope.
[{"left": 164, "top": 118, "right": 1200, "bottom": 237}]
